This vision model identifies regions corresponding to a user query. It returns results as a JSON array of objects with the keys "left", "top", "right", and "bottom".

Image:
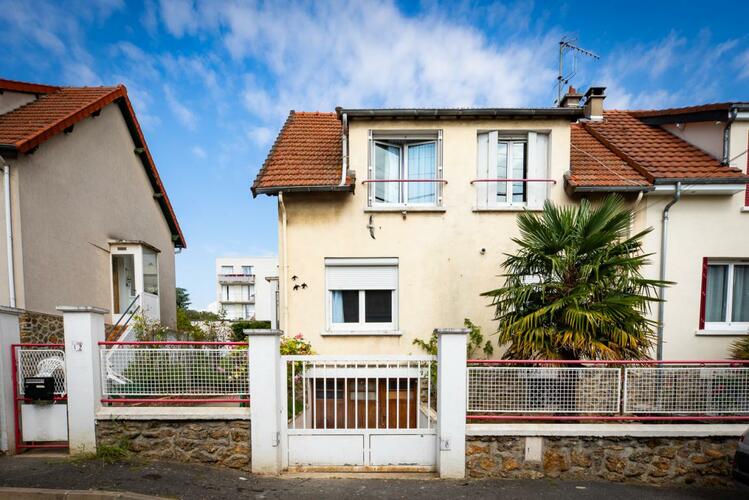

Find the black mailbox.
[{"left": 24, "top": 377, "right": 55, "bottom": 402}]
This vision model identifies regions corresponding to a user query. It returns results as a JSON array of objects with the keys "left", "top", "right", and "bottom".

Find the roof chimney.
[
  {"left": 559, "top": 86, "right": 583, "bottom": 108},
  {"left": 583, "top": 86, "right": 606, "bottom": 121}
]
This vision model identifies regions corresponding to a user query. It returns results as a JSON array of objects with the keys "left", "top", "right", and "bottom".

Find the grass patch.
[{"left": 72, "top": 439, "right": 134, "bottom": 465}]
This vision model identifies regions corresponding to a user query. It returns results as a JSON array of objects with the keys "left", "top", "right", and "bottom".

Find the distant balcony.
[
  {"left": 220, "top": 295, "right": 256, "bottom": 305},
  {"left": 218, "top": 273, "right": 255, "bottom": 285}
]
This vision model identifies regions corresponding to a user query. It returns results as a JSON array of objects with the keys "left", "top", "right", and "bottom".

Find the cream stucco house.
[
  {"left": 252, "top": 87, "right": 749, "bottom": 359},
  {"left": 0, "top": 78, "right": 185, "bottom": 329}
]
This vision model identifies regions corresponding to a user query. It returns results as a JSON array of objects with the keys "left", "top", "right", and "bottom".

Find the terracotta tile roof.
[
  {"left": 252, "top": 111, "right": 352, "bottom": 196},
  {"left": 570, "top": 111, "right": 749, "bottom": 189},
  {"left": 568, "top": 124, "right": 650, "bottom": 189},
  {"left": 0, "top": 79, "right": 185, "bottom": 248}
]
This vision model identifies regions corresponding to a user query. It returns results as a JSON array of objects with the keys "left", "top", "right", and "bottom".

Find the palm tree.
[{"left": 482, "top": 195, "right": 666, "bottom": 360}]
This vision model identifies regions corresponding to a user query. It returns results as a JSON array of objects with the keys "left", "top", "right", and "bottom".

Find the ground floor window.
[
  {"left": 325, "top": 258, "right": 398, "bottom": 332},
  {"left": 703, "top": 259, "right": 749, "bottom": 330}
]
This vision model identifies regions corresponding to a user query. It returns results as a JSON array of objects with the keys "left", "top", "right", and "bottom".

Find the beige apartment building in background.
[
  {"left": 0, "top": 78, "right": 185, "bottom": 328},
  {"left": 215, "top": 256, "right": 278, "bottom": 321},
  {"left": 253, "top": 89, "right": 749, "bottom": 359}
]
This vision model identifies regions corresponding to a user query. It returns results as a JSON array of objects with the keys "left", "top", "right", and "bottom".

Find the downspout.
[
  {"left": 340, "top": 112, "right": 348, "bottom": 186},
  {"left": 722, "top": 107, "right": 738, "bottom": 165},
  {"left": 1, "top": 155, "right": 15, "bottom": 308},
  {"left": 656, "top": 181, "right": 681, "bottom": 360},
  {"left": 279, "top": 191, "right": 288, "bottom": 331}
]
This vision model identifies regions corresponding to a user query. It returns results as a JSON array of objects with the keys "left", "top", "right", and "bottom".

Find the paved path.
[{"left": 0, "top": 457, "right": 745, "bottom": 499}]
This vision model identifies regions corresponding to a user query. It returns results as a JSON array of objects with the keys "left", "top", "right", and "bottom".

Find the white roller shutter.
[{"left": 325, "top": 258, "right": 398, "bottom": 290}]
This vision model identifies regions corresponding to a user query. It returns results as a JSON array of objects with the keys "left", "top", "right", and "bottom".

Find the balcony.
[
  {"left": 220, "top": 295, "right": 255, "bottom": 305},
  {"left": 218, "top": 273, "right": 255, "bottom": 285}
]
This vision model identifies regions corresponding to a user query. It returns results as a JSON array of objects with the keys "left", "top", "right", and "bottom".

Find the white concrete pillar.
[
  {"left": 247, "top": 328, "right": 282, "bottom": 474},
  {"left": 58, "top": 306, "right": 107, "bottom": 454},
  {"left": 0, "top": 306, "right": 22, "bottom": 454},
  {"left": 436, "top": 327, "right": 468, "bottom": 479}
]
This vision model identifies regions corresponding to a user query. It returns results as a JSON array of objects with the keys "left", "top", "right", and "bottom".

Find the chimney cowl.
[{"left": 583, "top": 86, "right": 606, "bottom": 121}]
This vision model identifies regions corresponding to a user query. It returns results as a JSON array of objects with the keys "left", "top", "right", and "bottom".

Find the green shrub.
[
  {"left": 730, "top": 337, "right": 749, "bottom": 360},
  {"left": 230, "top": 320, "right": 272, "bottom": 341}
]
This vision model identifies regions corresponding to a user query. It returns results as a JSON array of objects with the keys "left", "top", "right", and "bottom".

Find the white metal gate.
[{"left": 281, "top": 355, "right": 437, "bottom": 470}]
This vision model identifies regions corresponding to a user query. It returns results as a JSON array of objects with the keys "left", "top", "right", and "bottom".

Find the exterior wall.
[
  {"left": 662, "top": 122, "right": 724, "bottom": 160},
  {"left": 1, "top": 104, "right": 178, "bottom": 327},
  {"left": 466, "top": 436, "right": 737, "bottom": 487},
  {"left": 280, "top": 118, "right": 572, "bottom": 354},
  {"left": 216, "top": 256, "right": 278, "bottom": 321},
  {"left": 96, "top": 419, "right": 250, "bottom": 470},
  {"left": 0, "top": 91, "right": 35, "bottom": 115}
]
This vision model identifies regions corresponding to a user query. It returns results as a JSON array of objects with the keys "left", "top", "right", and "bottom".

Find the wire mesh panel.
[
  {"left": 17, "top": 348, "right": 66, "bottom": 396},
  {"left": 467, "top": 367, "right": 621, "bottom": 414},
  {"left": 101, "top": 347, "right": 248, "bottom": 397},
  {"left": 284, "top": 355, "right": 436, "bottom": 430},
  {"left": 624, "top": 367, "right": 749, "bottom": 414}
]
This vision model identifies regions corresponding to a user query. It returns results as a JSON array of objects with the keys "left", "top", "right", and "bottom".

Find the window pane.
[
  {"left": 705, "top": 265, "right": 728, "bottom": 322},
  {"left": 143, "top": 249, "right": 158, "bottom": 295},
  {"left": 374, "top": 143, "right": 400, "bottom": 204},
  {"left": 242, "top": 266, "right": 253, "bottom": 275},
  {"left": 496, "top": 142, "right": 507, "bottom": 202},
  {"left": 732, "top": 265, "right": 749, "bottom": 322},
  {"left": 511, "top": 142, "right": 527, "bottom": 202},
  {"left": 332, "top": 290, "right": 359, "bottom": 323},
  {"left": 407, "top": 142, "right": 436, "bottom": 204},
  {"left": 221, "top": 266, "right": 233, "bottom": 274},
  {"left": 365, "top": 290, "right": 392, "bottom": 323}
]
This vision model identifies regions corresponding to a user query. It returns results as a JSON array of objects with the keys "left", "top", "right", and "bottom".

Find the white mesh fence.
[
  {"left": 16, "top": 348, "right": 66, "bottom": 396},
  {"left": 100, "top": 347, "right": 248, "bottom": 397},
  {"left": 467, "top": 367, "right": 621, "bottom": 414},
  {"left": 624, "top": 367, "right": 749, "bottom": 414}
]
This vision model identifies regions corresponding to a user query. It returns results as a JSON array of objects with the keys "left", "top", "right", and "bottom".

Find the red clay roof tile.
[{"left": 252, "top": 111, "right": 351, "bottom": 195}]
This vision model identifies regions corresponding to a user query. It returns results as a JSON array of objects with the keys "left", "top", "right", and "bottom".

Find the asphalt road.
[{"left": 0, "top": 456, "right": 745, "bottom": 499}]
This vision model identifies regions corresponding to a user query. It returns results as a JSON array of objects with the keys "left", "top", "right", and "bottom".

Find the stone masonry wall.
[
  {"left": 466, "top": 436, "right": 737, "bottom": 488},
  {"left": 96, "top": 420, "right": 251, "bottom": 471},
  {"left": 19, "top": 310, "right": 64, "bottom": 344}
]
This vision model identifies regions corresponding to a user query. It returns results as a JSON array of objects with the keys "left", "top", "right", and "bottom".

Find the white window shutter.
[
  {"left": 476, "top": 133, "right": 489, "bottom": 208},
  {"left": 326, "top": 265, "right": 398, "bottom": 290},
  {"left": 527, "top": 132, "right": 549, "bottom": 209}
]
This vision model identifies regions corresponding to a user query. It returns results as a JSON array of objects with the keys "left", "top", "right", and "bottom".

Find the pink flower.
[{"left": 294, "top": 333, "right": 303, "bottom": 340}]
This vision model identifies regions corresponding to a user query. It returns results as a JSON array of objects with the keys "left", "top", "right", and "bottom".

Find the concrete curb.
[{"left": 0, "top": 487, "right": 165, "bottom": 499}]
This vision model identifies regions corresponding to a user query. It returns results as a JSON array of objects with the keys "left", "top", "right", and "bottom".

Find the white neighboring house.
[{"left": 215, "top": 256, "right": 278, "bottom": 321}]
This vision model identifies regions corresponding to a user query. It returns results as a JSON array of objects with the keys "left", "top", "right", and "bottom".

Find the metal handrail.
[{"left": 111, "top": 294, "right": 140, "bottom": 332}]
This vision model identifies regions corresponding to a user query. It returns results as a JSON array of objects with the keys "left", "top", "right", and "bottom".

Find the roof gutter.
[
  {"left": 338, "top": 107, "right": 584, "bottom": 120},
  {"left": 722, "top": 106, "right": 738, "bottom": 165},
  {"left": 254, "top": 184, "right": 355, "bottom": 196},
  {"left": 568, "top": 184, "right": 653, "bottom": 193},
  {"left": 340, "top": 112, "right": 348, "bottom": 186}
]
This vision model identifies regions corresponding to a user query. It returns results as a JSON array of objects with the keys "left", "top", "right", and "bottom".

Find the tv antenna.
[{"left": 556, "top": 37, "right": 599, "bottom": 105}]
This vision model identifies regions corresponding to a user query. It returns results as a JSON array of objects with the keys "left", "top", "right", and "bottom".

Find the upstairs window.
[
  {"left": 368, "top": 131, "right": 443, "bottom": 207},
  {"left": 703, "top": 260, "right": 749, "bottom": 331},
  {"left": 221, "top": 265, "right": 234, "bottom": 274},
  {"left": 476, "top": 131, "right": 550, "bottom": 209},
  {"left": 241, "top": 265, "right": 253, "bottom": 275}
]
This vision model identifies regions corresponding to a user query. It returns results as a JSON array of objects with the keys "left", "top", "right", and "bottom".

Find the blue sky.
[{"left": 2, "top": 0, "right": 748, "bottom": 309}]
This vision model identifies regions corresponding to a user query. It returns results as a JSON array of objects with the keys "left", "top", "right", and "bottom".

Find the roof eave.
[
  {"left": 252, "top": 183, "right": 355, "bottom": 197},
  {"left": 337, "top": 107, "right": 584, "bottom": 121},
  {"left": 652, "top": 177, "right": 749, "bottom": 185}
]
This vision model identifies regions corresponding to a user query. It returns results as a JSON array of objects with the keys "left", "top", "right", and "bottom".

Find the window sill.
[
  {"left": 741, "top": 207, "right": 749, "bottom": 213},
  {"left": 364, "top": 207, "right": 445, "bottom": 213},
  {"left": 695, "top": 329, "right": 749, "bottom": 336},
  {"left": 321, "top": 330, "right": 402, "bottom": 337},
  {"left": 473, "top": 206, "right": 543, "bottom": 213}
]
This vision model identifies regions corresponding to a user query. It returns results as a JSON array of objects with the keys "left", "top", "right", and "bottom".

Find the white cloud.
[
  {"left": 247, "top": 127, "right": 273, "bottom": 147},
  {"left": 163, "top": 84, "right": 197, "bottom": 130},
  {"left": 191, "top": 145, "right": 207, "bottom": 158},
  {"left": 737, "top": 49, "right": 749, "bottom": 80},
  {"left": 161, "top": 0, "right": 558, "bottom": 121}
]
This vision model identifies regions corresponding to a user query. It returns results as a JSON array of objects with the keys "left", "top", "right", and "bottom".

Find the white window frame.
[
  {"left": 476, "top": 130, "right": 549, "bottom": 210},
  {"left": 221, "top": 265, "right": 234, "bottom": 274},
  {"left": 241, "top": 265, "right": 253, "bottom": 275},
  {"left": 705, "top": 260, "right": 749, "bottom": 332},
  {"left": 368, "top": 130, "right": 443, "bottom": 208},
  {"left": 324, "top": 258, "right": 399, "bottom": 334}
]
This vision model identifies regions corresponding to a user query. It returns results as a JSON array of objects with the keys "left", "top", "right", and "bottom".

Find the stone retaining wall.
[
  {"left": 19, "top": 310, "right": 64, "bottom": 344},
  {"left": 466, "top": 436, "right": 737, "bottom": 487},
  {"left": 96, "top": 420, "right": 251, "bottom": 471}
]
